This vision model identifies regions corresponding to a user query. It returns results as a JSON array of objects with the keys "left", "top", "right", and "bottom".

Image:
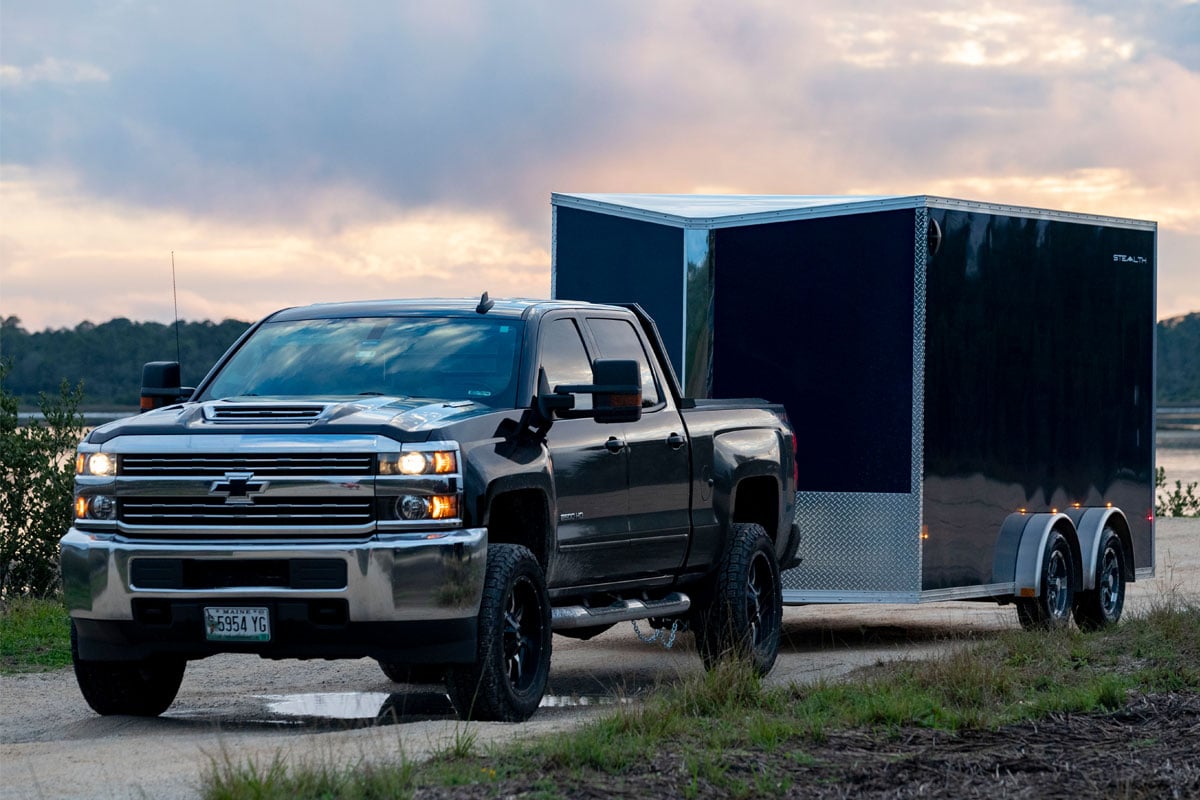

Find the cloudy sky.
[{"left": 2, "top": 0, "right": 1197, "bottom": 330}]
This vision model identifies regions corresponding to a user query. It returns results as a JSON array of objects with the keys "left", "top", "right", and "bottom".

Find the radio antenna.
[{"left": 171, "top": 251, "right": 182, "bottom": 368}]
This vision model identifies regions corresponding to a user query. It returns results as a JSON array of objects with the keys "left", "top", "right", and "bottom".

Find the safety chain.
[{"left": 631, "top": 618, "right": 680, "bottom": 649}]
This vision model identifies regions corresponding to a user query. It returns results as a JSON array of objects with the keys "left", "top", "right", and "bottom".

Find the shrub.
[
  {"left": 0, "top": 360, "right": 86, "bottom": 598},
  {"left": 1156, "top": 466, "right": 1200, "bottom": 518}
]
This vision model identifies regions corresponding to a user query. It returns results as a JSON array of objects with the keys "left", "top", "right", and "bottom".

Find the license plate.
[{"left": 204, "top": 606, "right": 271, "bottom": 642}]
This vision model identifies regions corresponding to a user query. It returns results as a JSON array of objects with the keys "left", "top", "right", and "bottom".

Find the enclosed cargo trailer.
[{"left": 551, "top": 193, "right": 1156, "bottom": 625}]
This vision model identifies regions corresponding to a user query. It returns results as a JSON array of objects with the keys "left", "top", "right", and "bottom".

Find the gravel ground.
[{"left": 2, "top": 519, "right": 1195, "bottom": 800}]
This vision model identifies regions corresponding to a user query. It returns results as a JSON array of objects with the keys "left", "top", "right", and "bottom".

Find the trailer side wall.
[{"left": 921, "top": 209, "right": 1156, "bottom": 590}]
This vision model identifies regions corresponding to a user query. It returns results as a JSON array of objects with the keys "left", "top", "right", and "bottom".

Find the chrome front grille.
[
  {"left": 119, "top": 454, "right": 375, "bottom": 476},
  {"left": 119, "top": 497, "right": 374, "bottom": 527}
]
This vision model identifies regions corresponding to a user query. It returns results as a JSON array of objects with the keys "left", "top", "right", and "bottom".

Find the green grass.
[
  {"left": 200, "top": 602, "right": 1200, "bottom": 799},
  {"left": 0, "top": 596, "right": 71, "bottom": 673}
]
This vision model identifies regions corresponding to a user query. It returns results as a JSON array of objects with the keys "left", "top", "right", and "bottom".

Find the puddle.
[
  {"left": 263, "top": 692, "right": 394, "bottom": 720},
  {"left": 538, "top": 695, "right": 629, "bottom": 708},
  {"left": 258, "top": 691, "right": 454, "bottom": 726},
  {"left": 246, "top": 690, "right": 630, "bottom": 727}
]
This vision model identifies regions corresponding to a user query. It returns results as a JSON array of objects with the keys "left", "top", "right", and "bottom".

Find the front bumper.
[{"left": 61, "top": 526, "right": 487, "bottom": 662}]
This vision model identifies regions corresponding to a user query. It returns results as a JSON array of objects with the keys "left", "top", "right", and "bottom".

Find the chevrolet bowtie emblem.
[{"left": 210, "top": 471, "right": 269, "bottom": 505}]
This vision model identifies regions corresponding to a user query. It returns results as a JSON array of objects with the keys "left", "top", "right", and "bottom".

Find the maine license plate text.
[{"left": 204, "top": 606, "right": 270, "bottom": 642}]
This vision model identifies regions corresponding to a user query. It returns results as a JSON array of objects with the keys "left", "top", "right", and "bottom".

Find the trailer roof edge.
[{"left": 550, "top": 193, "right": 1157, "bottom": 232}]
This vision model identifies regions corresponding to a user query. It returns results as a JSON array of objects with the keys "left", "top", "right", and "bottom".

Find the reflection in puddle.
[
  {"left": 258, "top": 691, "right": 454, "bottom": 726},
  {"left": 539, "top": 695, "right": 631, "bottom": 708},
  {"left": 255, "top": 690, "right": 627, "bottom": 726},
  {"left": 263, "top": 692, "right": 394, "bottom": 719}
]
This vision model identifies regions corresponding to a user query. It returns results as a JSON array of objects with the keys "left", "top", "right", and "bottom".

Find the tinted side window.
[
  {"left": 539, "top": 318, "right": 593, "bottom": 411},
  {"left": 587, "top": 317, "right": 662, "bottom": 407}
]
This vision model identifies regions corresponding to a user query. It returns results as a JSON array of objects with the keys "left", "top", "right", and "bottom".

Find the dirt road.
[{"left": 3, "top": 519, "right": 1195, "bottom": 800}]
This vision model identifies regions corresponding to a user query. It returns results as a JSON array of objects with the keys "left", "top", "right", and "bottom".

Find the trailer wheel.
[
  {"left": 1073, "top": 528, "right": 1126, "bottom": 630},
  {"left": 377, "top": 660, "right": 445, "bottom": 685},
  {"left": 697, "top": 523, "right": 783, "bottom": 675},
  {"left": 70, "top": 621, "right": 185, "bottom": 716},
  {"left": 1015, "top": 531, "right": 1075, "bottom": 630},
  {"left": 445, "top": 544, "right": 551, "bottom": 722}
]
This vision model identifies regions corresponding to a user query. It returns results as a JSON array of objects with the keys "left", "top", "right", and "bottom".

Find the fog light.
[
  {"left": 397, "top": 495, "right": 429, "bottom": 520},
  {"left": 91, "top": 495, "right": 116, "bottom": 520},
  {"left": 76, "top": 495, "right": 116, "bottom": 520}
]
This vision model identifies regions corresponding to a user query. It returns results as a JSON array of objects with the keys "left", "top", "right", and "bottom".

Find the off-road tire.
[
  {"left": 445, "top": 544, "right": 551, "bottom": 722},
  {"left": 1015, "top": 530, "right": 1076, "bottom": 630},
  {"left": 377, "top": 660, "right": 445, "bottom": 685},
  {"left": 696, "top": 522, "right": 783, "bottom": 676},
  {"left": 70, "top": 621, "right": 185, "bottom": 716},
  {"left": 1073, "top": 528, "right": 1126, "bottom": 630}
]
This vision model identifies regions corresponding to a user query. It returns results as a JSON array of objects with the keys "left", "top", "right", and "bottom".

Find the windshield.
[{"left": 200, "top": 316, "right": 524, "bottom": 408}]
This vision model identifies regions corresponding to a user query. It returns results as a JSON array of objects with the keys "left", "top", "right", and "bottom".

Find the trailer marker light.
[
  {"left": 1019, "top": 508, "right": 1027, "bottom": 514},
  {"left": 1106, "top": 502, "right": 1113, "bottom": 508},
  {"left": 1072, "top": 502, "right": 1081, "bottom": 509},
  {"left": 1019, "top": 588, "right": 1036, "bottom": 598},
  {"left": 920, "top": 525, "right": 929, "bottom": 540}
]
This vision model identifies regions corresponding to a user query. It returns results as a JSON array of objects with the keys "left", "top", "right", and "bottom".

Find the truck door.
[
  {"left": 585, "top": 315, "right": 691, "bottom": 575},
  {"left": 539, "top": 316, "right": 632, "bottom": 587}
]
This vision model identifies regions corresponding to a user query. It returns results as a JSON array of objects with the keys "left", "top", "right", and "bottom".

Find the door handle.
[
  {"left": 666, "top": 432, "right": 686, "bottom": 450},
  {"left": 605, "top": 437, "right": 625, "bottom": 454}
]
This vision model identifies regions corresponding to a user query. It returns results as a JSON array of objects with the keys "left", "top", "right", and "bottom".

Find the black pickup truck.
[{"left": 63, "top": 297, "right": 798, "bottom": 721}]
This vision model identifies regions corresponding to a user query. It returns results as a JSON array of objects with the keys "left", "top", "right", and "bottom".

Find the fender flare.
[
  {"left": 1065, "top": 507, "right": 1133, "bottom": 590},
  {"left": 995, "top": 512, "right": 1080, "bottom": 599}
]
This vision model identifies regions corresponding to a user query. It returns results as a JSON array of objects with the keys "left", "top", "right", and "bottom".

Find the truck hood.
[{"left": 86, "top": 396, "right": 504, "bottom": 444}]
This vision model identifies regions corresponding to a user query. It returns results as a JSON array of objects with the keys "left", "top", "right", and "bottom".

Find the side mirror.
[
  {"left": 552, "top": 359, "right": 643, "bottom": 424},
  {"left": 588, "top": 359, "right": 642, "bottom": 423},
  {"left": 140, "top": 361, "right": 190, "bottom": 412}
]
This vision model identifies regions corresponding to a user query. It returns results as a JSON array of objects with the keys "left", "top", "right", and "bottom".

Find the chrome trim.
[
  {"left": 782, "top": 584, "right": 1016, "bottom": 605},
  {"left": 60, "top": 526, "right": 487, "bottom": 622},
  {"left": 915, "top": 582, "right": 1015, "bottom": 602},
  {"left": 783, "top": 590, "right": 920, "bottom": 604},
  {"left": 551, "top": 592, "right": 691, "bottom": 629}
]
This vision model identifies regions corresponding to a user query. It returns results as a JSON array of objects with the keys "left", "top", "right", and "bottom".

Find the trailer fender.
[
  {"left": 1010, "top": 513, "right": 1081, "bottom": 599},
  {"left": 1066, "top": 507, "right": 1134, "bottom": 589}
]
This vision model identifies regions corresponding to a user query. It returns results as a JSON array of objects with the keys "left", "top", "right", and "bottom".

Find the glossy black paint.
[
  {"left": 922, "top": 208, "right": 1155, "bottom": 589},
  {"left": 553, "top": 207, "right": 687, "bottom": 379},
  {"left": 95, "top": 298, "right": 797, "bottom": 602},
  {"left": 712, "top": 212, "right": 916, "bottom": 493}
]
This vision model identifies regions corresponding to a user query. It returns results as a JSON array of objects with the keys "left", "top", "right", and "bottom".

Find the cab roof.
[{"left": 267, "top": 297, "right": 618, "bottom": 322}]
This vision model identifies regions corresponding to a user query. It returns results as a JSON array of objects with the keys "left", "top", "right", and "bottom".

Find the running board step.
[{"left": 551, "top": 592, "right": 691, "bottom": 630}]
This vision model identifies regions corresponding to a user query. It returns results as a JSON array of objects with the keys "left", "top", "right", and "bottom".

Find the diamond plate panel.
[
  {"left": 783, "top": 491, "right": 921, "bottom": 591},
  {"left": 781, "top": 208, "right": 929, "bottom": 595}
]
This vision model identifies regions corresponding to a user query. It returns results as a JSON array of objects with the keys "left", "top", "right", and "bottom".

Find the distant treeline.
[
  {"left": 1159, "top": 312, "right": 1200, "bottom": 404},
  {"left": 1, "top": 316, "right": 251, "bottom": 408},
  {"left": 1, "top": 311, "right": 1198, "bottom": 408}
]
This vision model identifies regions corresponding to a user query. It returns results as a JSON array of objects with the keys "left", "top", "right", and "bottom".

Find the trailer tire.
[
  {"left": 377, "top": 660, "right": 445, "bottom": 685},
  {"left": 1015, "top": 530, "right": 1075, "bottom": 630},
  {"left": 70, "top": 621, "right": 185, "bottom": 716},
  {"left": 1073, "top": 528, "right": 1126, "bottom": 630},
  {"left": 697, "top": 523, "right": 783, "bottom": 676},
  {"left": 445, "top": 544, "right": 551, "bottom": 722}
]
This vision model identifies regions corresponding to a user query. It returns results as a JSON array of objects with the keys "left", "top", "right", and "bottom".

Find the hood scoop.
[{"left": 204, "top": 402, "right": 329, "bottom": 423}]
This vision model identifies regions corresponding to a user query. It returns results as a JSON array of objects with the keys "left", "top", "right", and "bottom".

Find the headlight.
[
  {"left": 378, "top": 451, "right": 458, "bottom": 475},
  {"left": 75, "top": 452, "right": 117, "bottom": 477}
]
